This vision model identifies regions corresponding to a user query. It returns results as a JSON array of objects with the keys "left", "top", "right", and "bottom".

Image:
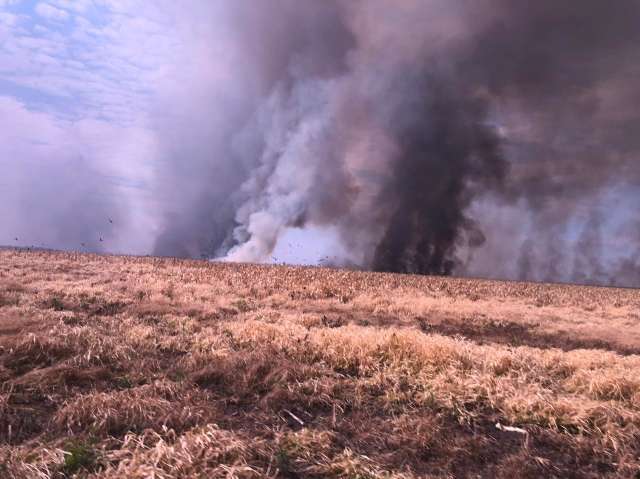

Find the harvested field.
[{"left": 1, "top": 248, "right": 640, "bottom": 478}]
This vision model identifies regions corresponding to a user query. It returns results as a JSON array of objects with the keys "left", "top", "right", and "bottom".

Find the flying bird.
[
  {"left": 99, "top": 237, "right": 103, "bottom": 242},
  {"left": 108, "top": 218, "right": 113, "bottom": 224}
]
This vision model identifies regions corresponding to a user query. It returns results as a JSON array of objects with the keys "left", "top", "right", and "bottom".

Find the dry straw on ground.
[{"left": 0, "top": 248, "right": 639, "bottom": 478}]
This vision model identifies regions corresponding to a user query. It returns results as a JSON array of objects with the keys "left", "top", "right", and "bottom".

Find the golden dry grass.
[{"left": 1, "top": 248, "right": 640, "bottom": 478}]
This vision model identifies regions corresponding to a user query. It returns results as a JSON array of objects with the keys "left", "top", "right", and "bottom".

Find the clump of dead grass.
[
  {"left": 97, "top": 425, "right": 261, "bottom": 478},
  {"left": 54, "top": 381, "right": 216, "bottom": 437},
  {"left": 3, "top": 333, "right": 75, "bottom": 373}
]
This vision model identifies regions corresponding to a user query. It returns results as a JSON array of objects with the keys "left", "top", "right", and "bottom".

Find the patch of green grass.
[
  {"left": 275, "top": 447, "right": 298, "bottom": 478},
  {"left": 45, "top": 296, "right": 66, "bottom": 311},
  {"left": 62, "top": 315, "right": 86, "bottom": 326},
  {"left": 170, "top": 370, "right": 187, "bottom": 382},
  {"left": 162, "top": 283, "right": 175, "bottom": 300},
  {"left": 232, "top": 298, "right": 251, "bottom": 313},
  {"left": 60, "top": 442, "right": 99, "bottom": 477},
  {"left": 113, "top": 375, "right": 133, "bottom": 389}
]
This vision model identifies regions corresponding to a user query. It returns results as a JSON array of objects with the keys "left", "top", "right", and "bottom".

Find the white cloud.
[
  {"left": 0, "top": 12, "right": 17, "bottom": 26},
  {"left": 35, "top": 3, "right": 70, "bottom": 22},
  {"left": 0, "top": 1, "right": 182, "bottom": 126},
  {"left": 48, "top": 0, "right": 93, "bottom": 13}
]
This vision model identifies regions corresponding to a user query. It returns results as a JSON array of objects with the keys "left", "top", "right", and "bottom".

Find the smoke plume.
[{"left": 147, "top": 0, "right": 640, "bottom": 286}]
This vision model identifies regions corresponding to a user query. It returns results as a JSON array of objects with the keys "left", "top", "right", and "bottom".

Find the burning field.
[{"left": 0, "top": 249, "right": 639, "bottom": 477}]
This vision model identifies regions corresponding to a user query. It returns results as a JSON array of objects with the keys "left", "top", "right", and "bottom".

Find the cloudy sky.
[{"left": 0, "top": 0, "right": 172, "bottom": 253}]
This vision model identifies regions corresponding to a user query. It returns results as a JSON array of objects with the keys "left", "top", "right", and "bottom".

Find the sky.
[{"left": 0, "top": 0, "right": 168, "bottom": 253}]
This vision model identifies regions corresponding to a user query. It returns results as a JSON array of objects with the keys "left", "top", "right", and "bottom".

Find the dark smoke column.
[{"left": 372, "top": 80, "right": 506, "bottom": 275}]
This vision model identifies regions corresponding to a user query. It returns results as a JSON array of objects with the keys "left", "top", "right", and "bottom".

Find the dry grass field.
[{"left": 1, "top": 248, "right": 640, "bottom": 478}]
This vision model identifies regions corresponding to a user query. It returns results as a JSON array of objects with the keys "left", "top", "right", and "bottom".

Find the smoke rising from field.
[{"left": 150, "top": 0, "right": 640, "bottom": 286}]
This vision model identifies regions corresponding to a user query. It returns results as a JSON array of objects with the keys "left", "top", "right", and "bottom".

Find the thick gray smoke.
[{"left": 150, "top": 0, "right": 640, "bottom": 287}]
